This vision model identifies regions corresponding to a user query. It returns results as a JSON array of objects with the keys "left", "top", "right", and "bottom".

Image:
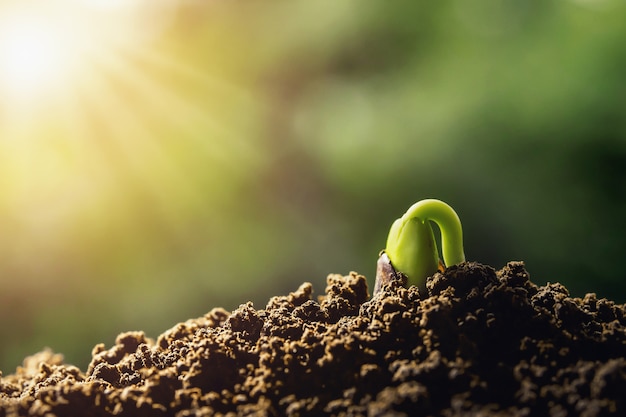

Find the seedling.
[{"left": 375, "top": 199, "right": 465, "bottom": 294}]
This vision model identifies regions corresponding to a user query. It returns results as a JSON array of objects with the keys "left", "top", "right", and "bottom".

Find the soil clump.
[{"left": 1, "top": 261, "right": 625, "bottom": 416}]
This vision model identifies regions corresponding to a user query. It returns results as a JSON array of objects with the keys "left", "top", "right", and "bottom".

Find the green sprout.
[{"left": 375, "top": 199, "right": 465, "bottom": 294}]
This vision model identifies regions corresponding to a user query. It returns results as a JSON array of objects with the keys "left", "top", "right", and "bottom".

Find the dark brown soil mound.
[{"left": 1, "top": 262, "right": 626, "bottom": 416}]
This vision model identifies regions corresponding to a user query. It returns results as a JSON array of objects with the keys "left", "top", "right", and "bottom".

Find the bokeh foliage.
[{"left": 1, "top": 0, "right": 625, "bottom": 371}]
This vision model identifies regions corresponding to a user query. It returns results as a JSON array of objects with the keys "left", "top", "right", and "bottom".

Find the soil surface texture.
[{"left": 1, "top": 261, "right": 626, "bottom": 416}]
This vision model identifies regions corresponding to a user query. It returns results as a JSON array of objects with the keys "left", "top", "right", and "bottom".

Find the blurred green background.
[{"left": 1, "top": 0, "right": 625, "bottom": 372}]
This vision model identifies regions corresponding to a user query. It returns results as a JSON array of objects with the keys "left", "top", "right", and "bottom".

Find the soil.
[{"left": 1, "top": 261, "right": 625, "bottom": 416}]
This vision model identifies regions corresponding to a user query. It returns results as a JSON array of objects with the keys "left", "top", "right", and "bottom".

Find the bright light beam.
[{"left": 0, "top": 11, "right": 76, "bottom": 100}]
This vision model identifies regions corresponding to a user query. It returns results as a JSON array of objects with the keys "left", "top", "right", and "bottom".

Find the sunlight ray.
[
  {"left": 70, "top": 56, "right": 218, "bottom": 219},
  {"left": 132, "top": 46, "right": 256, "bottom": 109},
  {"left": 0, "top": 0, "right": 261, "bottom": 250},
  {"left": 85, "top": 44, "right": 261, "bottom": 167}
]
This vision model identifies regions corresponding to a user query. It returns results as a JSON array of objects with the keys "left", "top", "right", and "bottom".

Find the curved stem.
[{"left": 403, "top": 199, "right": 465, "bottom": 267}]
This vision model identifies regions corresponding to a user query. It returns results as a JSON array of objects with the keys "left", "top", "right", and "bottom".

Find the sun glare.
[
  {"left": 0, "top": 1, "right": 179, "bottom": 105},
  {"left": 0, "top": 0, "right": 242, "bottom": 222},
  {"left": 0, "top": 12, "right": 77, "bottom": 100}
]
